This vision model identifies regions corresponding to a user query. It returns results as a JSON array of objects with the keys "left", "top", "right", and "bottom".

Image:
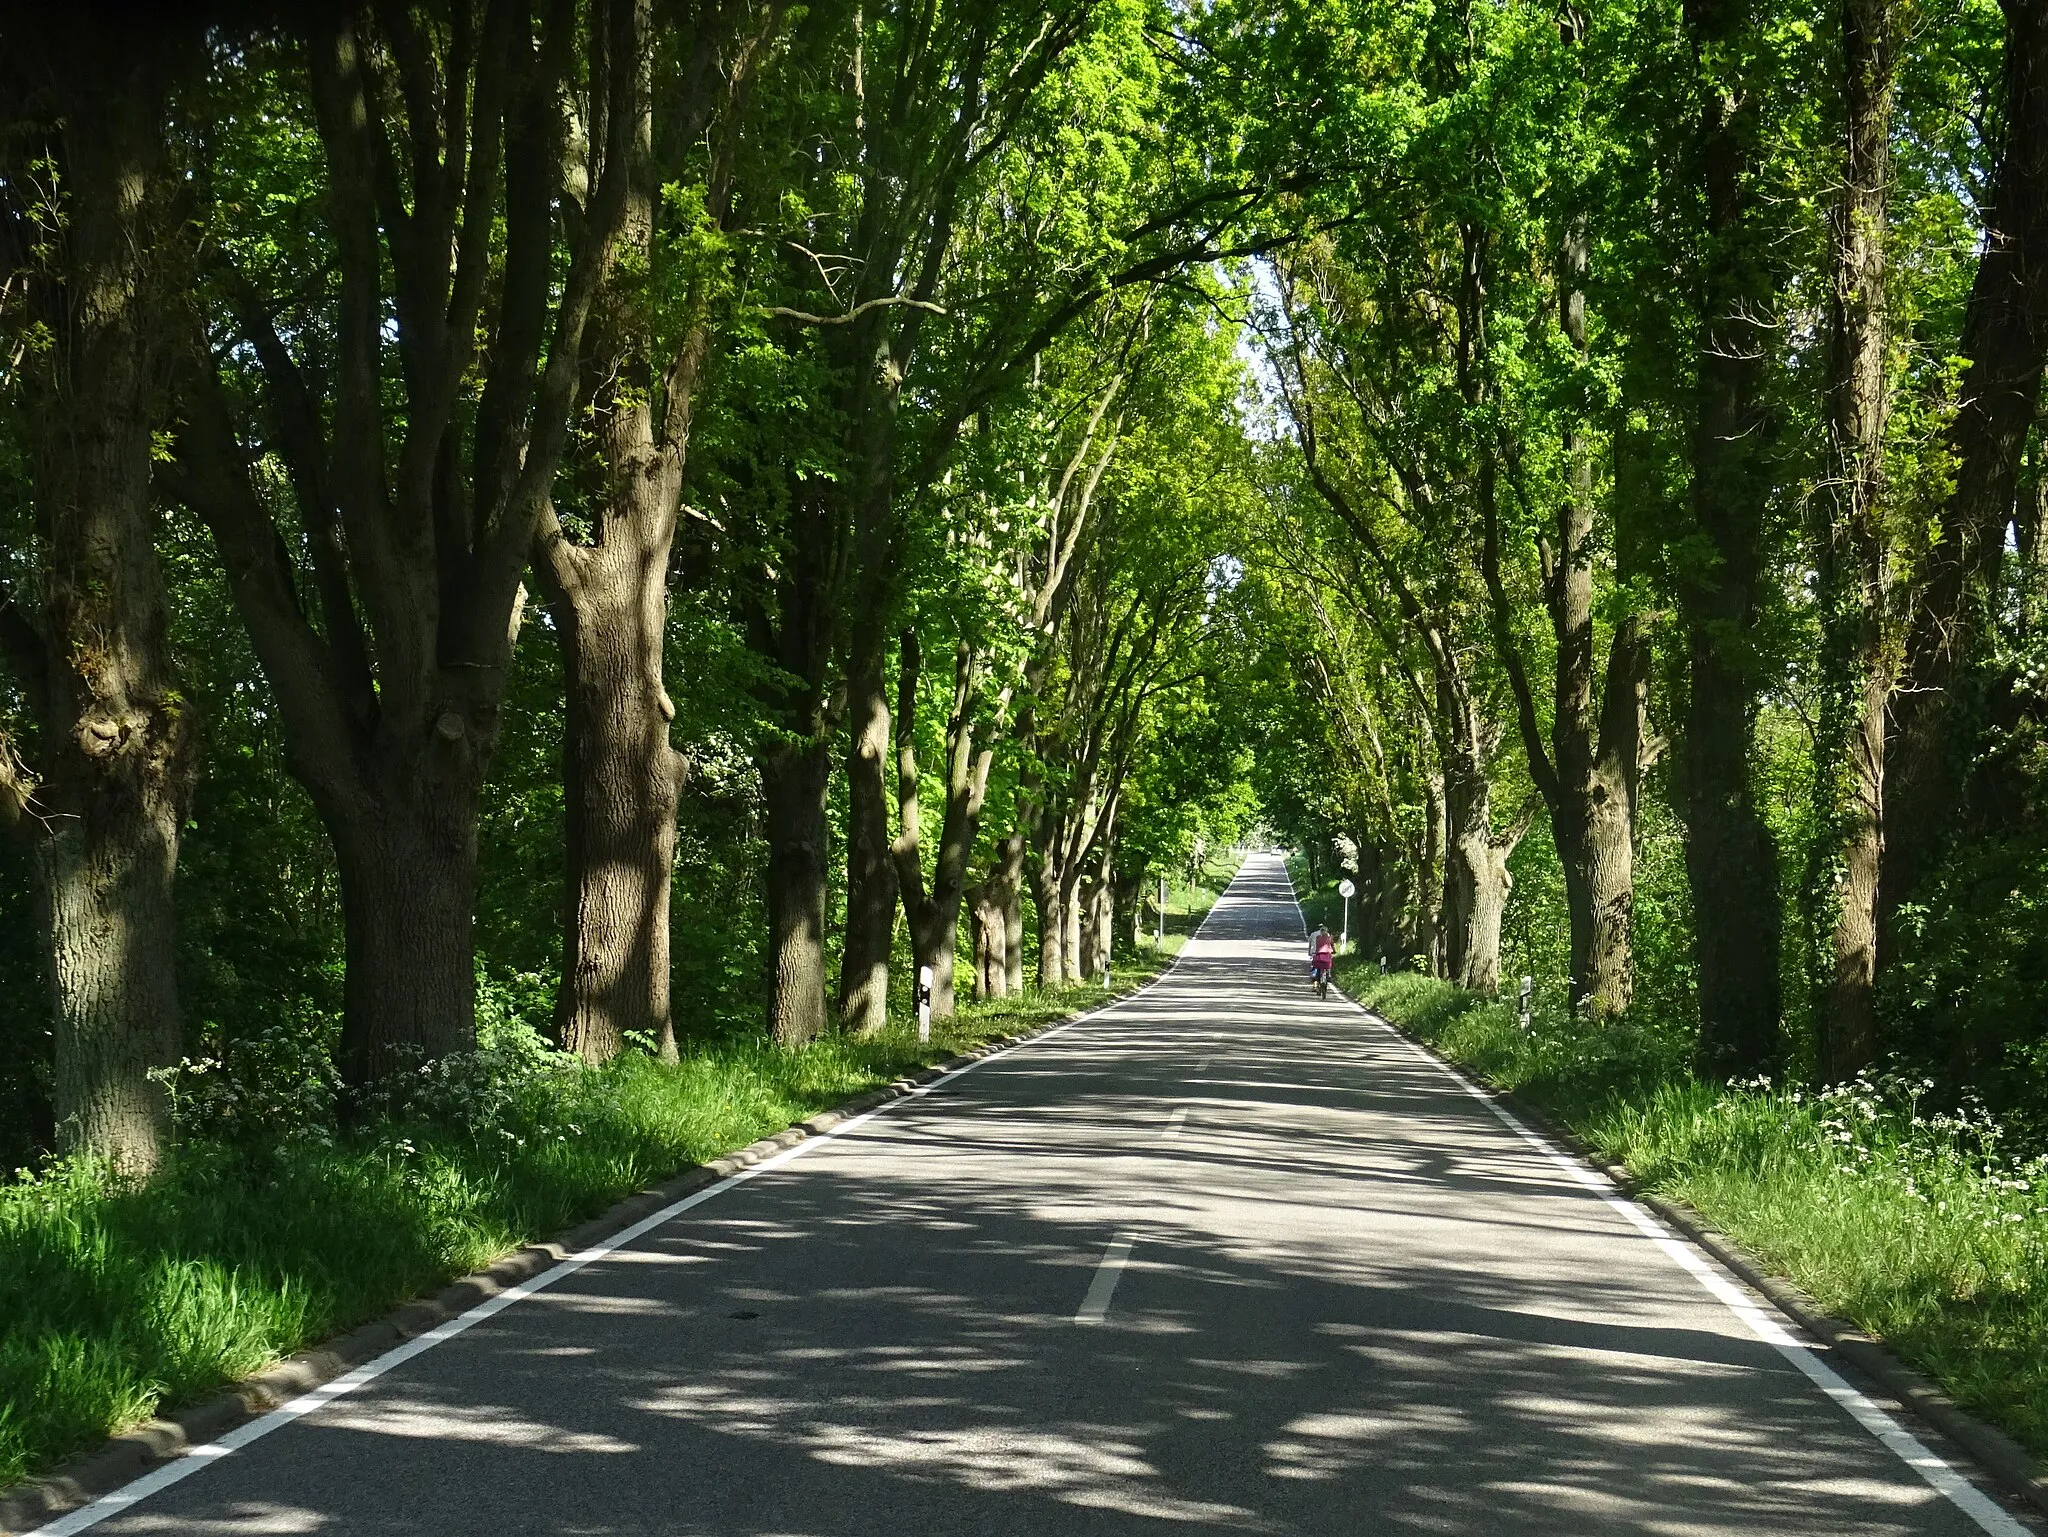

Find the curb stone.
[
  {"left": 1362, "top": 1000, "right": 2048, "bottom": 1530},
  {"left": 0, "top": 962, "right": 1182, "bottom": 1537}
]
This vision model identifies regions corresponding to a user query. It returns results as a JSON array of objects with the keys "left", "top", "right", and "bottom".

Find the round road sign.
[{"left": 1337, "top": 878, "right": 1356, "bottom": 898}]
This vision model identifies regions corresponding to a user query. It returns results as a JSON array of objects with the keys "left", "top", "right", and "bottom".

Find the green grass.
[
  {"left": 1345, "top": 965, "right": 2048, "bottom": 1458},
  {"left": 0, "top": 964, "right": 1174, "bottom": 1490}
]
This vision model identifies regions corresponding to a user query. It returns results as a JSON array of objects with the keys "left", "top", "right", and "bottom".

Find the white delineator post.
[
  {"left": 1157, "top": 876, "right": 1166, "bottom": 948},
  {"left": 1518, "top": 975, "right": 1534, "bottom": 1031},
  {"left": 917, "top": 965, "right": 934, "bottom": 1043}
]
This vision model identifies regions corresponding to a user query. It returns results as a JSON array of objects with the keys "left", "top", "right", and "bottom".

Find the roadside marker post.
[
  {"left": 1157, "top": 876, "right": 1166, "bottom": 948},
  {"left": 1518, "top": 975, "right": 1533, "bottom": 1031},
  {"left": 917, "top": 965, "right": 933, "bottom": 1043}
]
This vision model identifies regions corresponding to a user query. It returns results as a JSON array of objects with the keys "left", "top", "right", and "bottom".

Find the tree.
[
  {"left": 174, "top": 3, "right": 637, "bottom": 1087},
  {"left": 534, "top": 4, "right": 782, "bottom": 1065},
  {"left": 1811, "top": 0, "right": 1896, "bottom": 1078},
  {"left": 0, "top": 11, "right": 198, "bottom": 1172}
]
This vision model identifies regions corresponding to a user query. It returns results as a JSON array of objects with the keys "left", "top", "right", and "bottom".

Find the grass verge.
[
  {"left": 1336, "top": 960, "right": 2048, "bottom": 1459},
  {"left": 0, "top": 959, "right": 1175, "bottom": 1491}
]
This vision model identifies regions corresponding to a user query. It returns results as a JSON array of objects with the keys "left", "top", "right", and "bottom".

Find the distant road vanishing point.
[{"left": 35, "top": 853, "right": 2038, "bottom": 1536}]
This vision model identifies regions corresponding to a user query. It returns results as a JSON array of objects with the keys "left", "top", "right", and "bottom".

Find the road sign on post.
[
  {"left": 917, "top": 965, "right": 934, "bottom": 1043},
  {"left": 1337, "top": 878, "right": 1355, "bottom": 953}
]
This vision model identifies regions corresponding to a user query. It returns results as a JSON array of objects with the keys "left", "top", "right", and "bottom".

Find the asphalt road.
[{"left": 43, "top": 853, "right": 2036, "bottom": 1536}]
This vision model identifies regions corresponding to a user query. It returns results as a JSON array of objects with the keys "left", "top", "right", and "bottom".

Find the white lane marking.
[
  {"left": 31, "top": 953, "right": 1224, "bottom": 1537},
  {"left": 1074, "top": 1234, "right": 1138, "bottom": 1325},
  {"left": 1160, "top": 1105, "right": 1190, "bottom": 1139},
  {"left": 1272, "top": 861, "right": 2032, "bottom": 1535}
]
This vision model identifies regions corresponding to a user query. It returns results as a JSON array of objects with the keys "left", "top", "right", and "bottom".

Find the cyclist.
[{"left": 1309, "top": 926, "right": 1336, "bottom": 997}]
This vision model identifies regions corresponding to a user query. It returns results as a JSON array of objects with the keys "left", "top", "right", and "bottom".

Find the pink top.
[{"left": 1312, "top": 933, "right": 1335, "bottom": 963}]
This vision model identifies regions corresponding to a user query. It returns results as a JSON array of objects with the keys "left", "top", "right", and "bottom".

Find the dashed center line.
[
  {"left": 1160, "top": 1105, "right": 1189, "bottom": 1138},
  {"left": 1074, "top": 1234, "right": 1136, "bottom": 1325}
]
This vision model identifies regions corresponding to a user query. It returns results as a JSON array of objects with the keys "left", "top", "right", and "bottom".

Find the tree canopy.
[{"left": 5, "top": 0, "right": 2048, "bottom": 1181}]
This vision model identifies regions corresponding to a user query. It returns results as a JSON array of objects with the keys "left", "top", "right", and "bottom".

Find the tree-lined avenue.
[{"left": 37, "top": 856, "right": 2027, "bottom": 1536}]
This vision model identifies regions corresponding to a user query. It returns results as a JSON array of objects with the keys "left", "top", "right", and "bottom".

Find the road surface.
[{"left": 42, "top": 854, "right": 2033, "bottom": 1535}]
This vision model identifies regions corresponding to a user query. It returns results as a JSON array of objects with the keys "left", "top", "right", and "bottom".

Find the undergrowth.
[
  {"left": 0, "top": 957, "right": 1173, "bottom": 1490},
  {"left": 1347, "top": 965, "right": 2048, "bottom": 1458}
]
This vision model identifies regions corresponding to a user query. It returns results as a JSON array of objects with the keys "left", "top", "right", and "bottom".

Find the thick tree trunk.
[
  {"left": 1031, "top": 857, "right": 1064, "bottom": 989},
  {"left": 1815, "top": 0, "right": 1896, "bottom": 1080},
  {"left": 759, "top": 740, "right": 832, "bottom": 1047},
  {"left": 1677, "top": 0, "right": 1784, "bottom": 1078},
  {"left": 1443, "top": 791, "right": 1511, "bottom": 994},
  {"left": 1060, "top": 868, "right": 1085, "bottom": 985},
  {"left": 1882, "top": 0, "right": 2048, "bottom": 933},
  {"left": 534, "top": 48, "right": 730, "bottom": 1066},
  {"left": 839, "top": 662, "right": 896, "bottom": 1034},
  {"left": 174, "top": 7, "right": 638, "bottom": 1094},
  {"left": 1585, "top": 623, "right": 1649, "bottom": 1012},
  {"left": 998, "top": 831, "right": 1027, "bottom": 996},
  {"left": 1438, "top": 673, "right": 1515, "bottom": 994},
  {"left": 969, "top": 878, "right": 1007, "bottom": 999},
  {"left": 333, "top": 795, "right": 479, "bottom": 1087},
  {"left": 1115, "top": 869, "right": 1142, "bottom": 951},
  {"left": 547, "top": 574, "right": 681, "bottom": 1064},
  {"left": 39, "top": 771, "right": 188, "bottom": 1174},
  {"left": 2, "top": 44, "right": 194, "bottom": 1174}
]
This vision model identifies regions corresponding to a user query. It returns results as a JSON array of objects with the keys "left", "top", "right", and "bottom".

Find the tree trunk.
[
  {"left": 1677, "top": 0, "right": 1784, "bottom": 1078},
  {"left": 173, "top": 7, "right": 639, "bottom": 1090},
  {"left": 1881, "top": 0, "right": 2048, "bottom": 933},
  {"left": 1443, "top": 797, "right": 1512, "bottom": 994},
  {"left": 1032, "top": 856, "right": 1064, "bottom": 989},
  {"left": 838, "top": 660, "right": 896, "bottom": 1034},
  {"left": 1116, "top": 868, "right": 1142, "bottom": 951},
  {"left": 1814, "top": 0, "right": 1896, "bottom": 1081},
  {"left": 1, "top": 39, "right": 194, "bottom": 1174},
  {"left": 998, "top": 830, "right": 1027, "bottom": 996},
  {"left": 533, "top": 29, "right": 737, "bottom": 1065},
  {"left": 891, "top": 633, "right": 993, "bottom": 1023},
  {"left": 1583, "top": 619, "right": 1650, "bottom": 1010},
  {"left": 1418, "top": 769, "right": 1446, "bottom": 975},
  {"left": 969, "top": 878, "right": 1007, "bottom": 999},
  {"left": 1060, "top": 866, "right": 1086, "bottom": 985},
  {"left": 1437, "top": 671, "right": 1515, "bottom": 994},
  {"left": 546, "top": 572, "right": 682, "bottom": 1064},
  {"left": 759, "top": 740, "right": 832, "bottom": 1047},
  {"left": 333, "top": 796, "right": 479, "bottom": 1087},
  {"left": 1479, "top": 130, "right": 1649, "bottom": 1017}
]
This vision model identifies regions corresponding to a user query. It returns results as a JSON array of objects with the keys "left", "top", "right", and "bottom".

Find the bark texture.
[
  {"left": 1814, "top": 0, "right": 1896, "bottom": 1080},
  {"left": 759, "top": 740, "right": 832, "bottom": 1047},
  {"left": 1677, "top": 0, "right": 1784, "bottom": 1078},
  {"left": 0, "top": 25, "right": 194, "bottom": 1173},
  {"left": 838, "top": 659, "right": 897, "bottom": 1033},
  {"left": 535, "top": 9, "right": 758, "bottom": 1064}
]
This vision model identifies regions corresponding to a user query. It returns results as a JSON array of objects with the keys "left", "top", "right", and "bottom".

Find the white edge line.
[
  {"left": 1074, "top": 1234, "right": 1138, "bottom": 1325},
  {"left": 1276, "top": 858, "right": 2031, "bottom": 1537},
  {"left": 31, "top": 956, "right": 1193, "bottom": 1537}
]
